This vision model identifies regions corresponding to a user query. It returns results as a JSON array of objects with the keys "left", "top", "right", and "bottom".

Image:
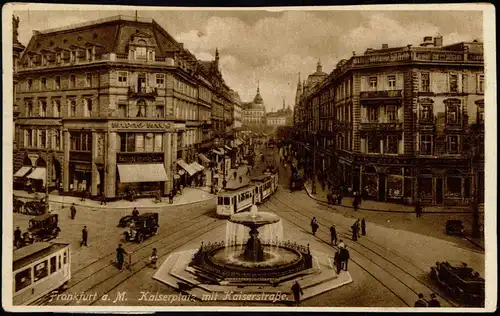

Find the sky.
[{"left": 12, "top": 6, "right": 483, "bottom": 112}]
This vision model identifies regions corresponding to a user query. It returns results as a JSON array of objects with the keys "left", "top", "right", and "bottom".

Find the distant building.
[
  {"left": 294, "top": 35, "right": 484, "bottom": 206},
  {"left": 266, "top": 98, "right": 293, "bottom": 128},
  {"left": 242, "top": 83, "right": 266, "bottom": 127}
]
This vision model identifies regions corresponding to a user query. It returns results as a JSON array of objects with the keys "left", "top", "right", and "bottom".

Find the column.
[
  {"left": 105, "top": 132, "right": 117, "bottom": 198},
  {"left": 62, "top": 129, "right": 70, "bottom": 192},
  {"left": 91, "top": 131, "right": 98, "bottom": 196},
  {"left": 163, "top": 132, "right": 172, "bottom": 194}
]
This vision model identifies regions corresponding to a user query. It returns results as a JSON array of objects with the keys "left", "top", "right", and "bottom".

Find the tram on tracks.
[
  {"left": 216, "top": 172, "right": 279, "bottom": 217},
  {"left": 13, "top": 242, "right": 71, "bottom": 305}
]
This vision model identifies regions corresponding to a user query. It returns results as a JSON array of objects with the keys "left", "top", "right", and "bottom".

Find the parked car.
[
  {"left": 27, "top": 214, "right": 61, "bottom": 242},
  {"left": 446, "top": 220, "right": 465, "bottom": 236},
  {"left": 123, "top": 212, "right": 159, "bottom": 243},
  {"left": 430, "top": 261, "right": 485, "bottom": 307}
]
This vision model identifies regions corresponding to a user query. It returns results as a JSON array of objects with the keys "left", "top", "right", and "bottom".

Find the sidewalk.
[
  {"left": 13, "top": 187, "right": 215, "bottom": 210},
  {"left": 303, "top": 180, "right": 484, "bottom": 214}
]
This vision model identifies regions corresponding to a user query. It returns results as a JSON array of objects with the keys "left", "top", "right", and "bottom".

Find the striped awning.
[
  {"left": 117, "top": 164, "right": 168, "bottom": 183},
  {"left": 14, "top": 166, "right": 32, "bottom": 178},
  {"left": 177, "top": 160, "right": 196, "bottom": 176},
  {"left": 27, "top": 168, "right": 46, "bottom": 186}
]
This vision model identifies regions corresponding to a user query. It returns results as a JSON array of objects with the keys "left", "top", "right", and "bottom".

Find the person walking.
[
  {"left": 415, "top": 200, "right": 423, "bottom": 218},
  {"left": 116, "top": 244, "right": 128, "bottom": 270},
  {"left": 311, "top": 217, "right": 319, "bottom": 236},
  {"left": 80, "top": 226, "right": 88, "bottom": 247},
  {"left": 428, "top": 293, "right": 441, "bottom": 307},
  {"left": 355, "top": 219, "right": 361, "bottom": 238},
  {"left": 70, "top": 203, "right": 77, "bottom": 220},
  {"left": 361, "top": 218, "right": 366, "bottom": 236},
  {"left": 14, "top": 226, "right": 22, "bottom": 248},
  {"left": 351, "top": 222, "right": 358, "bottom": 241},
  {"left": 291, "top": 281, "right": 304, "bottom": 306},
  {"left": 334, "top": 250, "right": 342, "bottom": 274},
  {"left": 132, "top": 207, "right": 139, "bottom": 217},
  {"left": 338, "top": 239, "right": 345, "bottom": 249},
  {"left": 353, "top": 196, "right": 359, "bottom": 211},
  {"left": 337, "top": 192, "right": 343, "bottom": 205},
  {"left": 99, "top": 193, "right": 107, "bottom": 205},
  {"left": 340, "top": 246, "right": 350, "bottom": 271},
  {"left": 414, "top": 293, "right": 427, "bottom": 307},
  {"left": 330, "top": 224, "right": 338, "bottom": 246},
  {"left": 149, "top": 248, "right": 158, "bottom": 269}
]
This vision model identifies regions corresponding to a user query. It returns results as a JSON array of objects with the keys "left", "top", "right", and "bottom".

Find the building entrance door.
[{"left": 436, "top": 178, "right": 443, "bottom": 204}]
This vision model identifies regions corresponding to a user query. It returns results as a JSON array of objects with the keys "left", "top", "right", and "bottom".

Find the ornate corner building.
[
  {"left": 294, "top": 36, "right": 484, "bottom": 206},
  {"left": 12, "top": 15, "right": 240, "bottom": 200}
]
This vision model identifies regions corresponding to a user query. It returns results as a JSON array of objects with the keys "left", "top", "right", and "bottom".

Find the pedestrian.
[
  {"left": 355, "top": 219, "right": 361, "bottom": 238},
  {"left": 414, "top": 293, "right": 427, "bottom": 307},
  {"left": 169, "top": 191, "right": 174, "bottom": 204},
  {"left": 330, "top": 224, "right": 337, "bottom": 245},
  {"left": 428, "top": 293, "right": 441, "bottom": 307},
  {"left": 340, "top": 246, "right": 350, "bottom": 271},
  {"left": 353, "top": 197, "right": 359, "bottom": 211},
  {"left": 132, "top": 207, "right": 139, "bottom": 217},
  {"left": 14, "top": 226, "right": 22, "bottom": 248},
  {"left": 70, "top": 203, "right": 77, "bottom": 220},
  {"left": 337, "top": 192, "right": 343, "bottom": 205},
  {"left": 415, "top": 200, "right": 422, "bottom": 218},
  {"left": 351, "top": 223, "right": 358, "bottom": 241},
  {"left": 338, "top": 239, "right": 345, "bottom": 249},
  {"left": 100, "top": 193, "right": 107, "bottom": 206},
  {"left": 80, "top": 226, "right": 88, "bottom": 247},
  {"left": 116, "top": 244, "right": 128, "bottom": 270},
  {"left": 149, "top": 248, "right": 158, "bottom": 269},
  {"left": 311, "top": 217, "right": 319, "bottom": 236},
  {"left": 291, "top": 281, "right": 304, "bottom": 306},
  {"left": 334, "top": 250, "right": 342, "bottom": 274},
  {"left": 361, "top": 218, "right": 366, "bottom": 236}
]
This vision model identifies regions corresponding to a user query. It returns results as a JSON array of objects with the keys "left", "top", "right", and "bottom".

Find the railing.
[
  {"left": 359, "top": 122, "right": 403, "bottom": 131},
  {"left": 128, "top": 86, "right": 158, "bottom": 97},
  {"left": 115, "top": 53, "right": 128, "bottom": 60},
  {"left": 360, "top": 90, "right": 403, "bottom": 99}
]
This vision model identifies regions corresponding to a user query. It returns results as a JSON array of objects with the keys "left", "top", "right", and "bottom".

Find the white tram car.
[
  {"left": 13, "top": 242, "right": 71, "bottom": 305},
  {"left": 216, "top": 172, "right": 279, "bottom": 217}
]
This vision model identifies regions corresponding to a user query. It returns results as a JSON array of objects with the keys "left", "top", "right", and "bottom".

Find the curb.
[
  {"left": 14, "top": 193, "right": 216, "bottom": 210},
  {"left": 463, "top": 236, "right": 485, "bottom": 250},
  {"left": 303, "top": 185, "right": 482, "bottom": 215}
]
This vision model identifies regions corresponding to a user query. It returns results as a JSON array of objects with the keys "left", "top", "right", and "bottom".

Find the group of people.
[
  {"left": 351, "top": 218, "right": 366, "bottom": 241},
  {"left": 13, "top": 226, "right": 32, "bottom": 248},
  {"left": 414, "top": 293, "right": 441, "bottom": 307}
]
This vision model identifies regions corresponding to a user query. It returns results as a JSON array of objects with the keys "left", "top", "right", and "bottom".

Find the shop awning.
[
  {"left": 189, "top": 162, "right": 205, "bottom": 172},
  {"left": 198, "top": 153, "right": 211, "bottom": 164},
  {"left": 27, "top": 168, "right": 46, "bottom": 185},
  {"left": 177, "top": 160, "right": 196, "bottom": 176},
  {"left": 117, "top": 164, "right": 168, "bottom": 183},
  {"left": 14, "top": 166, "right": 32, "bottom": 178}
]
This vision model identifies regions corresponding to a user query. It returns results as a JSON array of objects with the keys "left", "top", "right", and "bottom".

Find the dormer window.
[{"left": 136, "top": 40, "right": 147, "bottom": 59}]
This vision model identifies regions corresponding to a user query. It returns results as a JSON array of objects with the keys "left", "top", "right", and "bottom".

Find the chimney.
[
  {"left": 433, "top": 35, "right": 443, "bottom": 47},
  {"left": 382, "top": 44, "right": 389, "bottom": 49}
]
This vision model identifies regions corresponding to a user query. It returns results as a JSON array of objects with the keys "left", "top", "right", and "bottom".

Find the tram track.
[{"left": 262, "top": 191, "right": 461, "bottom": 307}]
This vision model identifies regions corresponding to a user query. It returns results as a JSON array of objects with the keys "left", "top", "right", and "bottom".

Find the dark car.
[
  {"left": 28, "top": 213, "right": 61, "bottom": 242},
  {"left": 118, "top": 215, "right": 136, "bottom": 227},
  {"left": 446, "top": 220, "right": 465, "bottom": 236},
  {"left": 123, "top": 212, "right": 159, "bottom": 243}
]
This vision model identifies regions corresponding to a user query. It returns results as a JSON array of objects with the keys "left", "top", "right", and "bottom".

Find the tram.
[
  {"left": 216, "top": 172, "right": 279, "bottom": 217},
  {"left": 13, "top": 242, "right": 71, "bottom": 305}
]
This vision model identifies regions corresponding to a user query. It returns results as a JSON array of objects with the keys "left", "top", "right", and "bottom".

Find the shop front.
[
  {"left": 361, "top": 166, "right": 378, "bottom": 200},
  {"left": 13, "top": 155, "right": 34, "bottom": 190},
  {"left": 27, "top": 157, "right": 47, "bottom": 192},
  {"left": 386, "top": 167, "right": 404, "bottom": 203},
  {"left": 417, "top": 169, "right": 434, "bottom": 204},
  {"left": 116, "top": 162, "right": 167, "bottom": 198}
]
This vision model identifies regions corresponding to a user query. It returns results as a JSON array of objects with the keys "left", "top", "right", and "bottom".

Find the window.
[
  {"left": 70, "top": 100, "right": 77, "bottom": 117},
  {"left": 56, "top": 53, "right": 61, "bottom": 63},
  {"left": 84, "top": 98, "right": 92, "bottom": 117},
  {"left": 387, "top": 75, "right": 396, "bottom": 90},
  {"left": 369, "top": 76, "right": 377, "bottom": 90},
  {"left": 25, "top": 129, "right": 33, "bottom": 147},
  {"left": 55, "top": 76, "right": 61, "bottom": 89},
  {"left": 447, "top": 135, "right": 459, "bottom": 154},
  {"left": 449, "top": 74, "right": 458, "bottom": 93},
  {"left": 478, "top": 74, "right": 484, "bottom": 93},
  {"left": 118, "top": 103, "right": 127, "bottom": 117},
  {"left": 421, "top": 73, "right": 430, "bottom": 92},
  {"left": 55, "top": 130, "right": 61, "bottom": 150},
  {"left": 42, "top": 55, "right": 47, "bottom": 66},
  {"left": 155, "top": 105, "right": 164, "bottom": 118},
  {"left": 53, "top": 99, "right": 61, "bottom": 117},
  {"left": 136, "top": 100, "right": 146, "bottom": 117},
  {"left": 154, "top": 133, "right": 163, "bottom": 151},
  {"left": 41, "top": 77, "right": 47, "bottom": 90},
  {"left": 86, "top": 48, "right": 92, "bottom": 61},
  {"left": 447, "top": 176, "right": 462, "bottom": 197},
  {"left": 70, "top": 75, "right": 76, "bottom": 88},
  {"left": 39, "top": 100, "right": 47, "bottom": 117},
  {"left": 28, "top": 79, "right": 33, "bottom": 90},
  {"left": 70, "top": 132, "right": 92, "bottom": 151},
  {"left": 70, "top": 51, "right": 76, "bottom": 62},
  {"left": 446, "top": 104, "right": 459, "bottom": 124},
  {"left": 136, "top": 40, "right": 147, "bottom": 58},
  {"left": 15, "top": 268, "right": 32, "bottom": 292},
  {"left": 367, "top": 136, "right": 380, "bottom": 154},
  {"left": 386, "top": 105, "right": 397, "bottom": 122},
  {"left": 420, "top": 135, "right": 433, "bottom": 155},
  {"left": 50, "top": 256, "right": 57, "bottom": 274},
  {"left": 86, "top": 73, "right": 92, "bottom": 87},
  {"left": 156, "top": 74, "right": 165, "bottom": 87},
  {"left": 420, "top": 104, "right": 433, "bottom": 121},
  {"left": 34, "top": 260, "right": 49, "bottom": 282},
  {"left": 386, "top": 135, "right": 399, "bottom": 154},
  {"left": 127, "top": 133, "right": 135, "bottom": 152},
  {"left": 117, "top": 72, "right": 128, "bottom": 85},
  {"left": 63, "top": 250, "right": 67, "bottom": 264},
  {"left": 368, "top": 107, "right": 378, "bottom": 122}
]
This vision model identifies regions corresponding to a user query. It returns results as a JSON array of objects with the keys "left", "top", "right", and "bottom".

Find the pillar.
[
  {"left": 62, "top": 129, "right": 70, "bottom": 192},
  {"left": 163, "top": 132, "right": 172, "bottom": 194},
  {"left": 91, "top": 131, "right": 98, "bottom": 196},
  {"left": 105, "top": 132, "right": 117, "bottom": 198}
]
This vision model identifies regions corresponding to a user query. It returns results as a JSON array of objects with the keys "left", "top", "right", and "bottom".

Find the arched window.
[
  {"left": 136, "top": 99, "right": 146, "bottom": 117},
  {"left": 136, "top": 40, "right": 147, "bottom": 58}
]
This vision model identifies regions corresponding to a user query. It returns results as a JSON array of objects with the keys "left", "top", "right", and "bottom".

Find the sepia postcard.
[{"left": 2, "top": 3, "right": 496, "bottom": 313}]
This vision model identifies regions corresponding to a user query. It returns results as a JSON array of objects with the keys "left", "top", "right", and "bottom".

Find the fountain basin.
[{"left": 229, "top": 211, "right": 281, "bottom": 228}]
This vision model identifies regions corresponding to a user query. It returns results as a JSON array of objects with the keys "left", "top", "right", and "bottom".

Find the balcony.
[
  {"left": 128, "top": 86, "right": 158, "bottom": 98},
  {"left": 360, "top": 90, "right": 402, "bottom": 100},
  {"left": 359, "top": 122, "right": 403, "bottom": 132}
]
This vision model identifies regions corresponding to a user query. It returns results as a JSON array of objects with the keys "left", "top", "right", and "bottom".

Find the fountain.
[{"left": 153, "top": 204, "right": 353, "bottom": 302}]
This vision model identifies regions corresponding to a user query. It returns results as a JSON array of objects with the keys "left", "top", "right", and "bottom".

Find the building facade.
[
  {"left": 266, "top": 99, "right": 294, "bottom": 129},
  {"left": 242, "top": 84, "right": 266, "bottom": 127},
  {"left": 13, "top": 15, "right": 239, "bottom": 199},
  {"left": 294, "top": 36, "right": 484, "bottom": 206}
]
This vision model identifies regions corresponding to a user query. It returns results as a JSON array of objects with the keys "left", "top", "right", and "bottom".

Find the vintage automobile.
[
  {"left": 23, "top": 200, "right": 46, "bottom": 215},
  {"left": 430, "top": 261, "right": 485, "bottom": 307},
  {"left": 123, "top": 212, "right": 159, "bottom": 243},
  {"left": 118, "top": 215, "right": 137, "bottom": 227},
  {"left": 446, "top": 220, "right": 465, "bottom": 236},
  {"left": 13, "top": 196, "right": 25, "bottom": 213},
  {"left": 27, "top": 214, "right": 61, "bottom": 243}
]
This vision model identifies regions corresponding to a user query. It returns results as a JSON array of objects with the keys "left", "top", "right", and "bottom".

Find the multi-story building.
[
  {"left": 12, "top": 16, "right": 25, "bottom": 154},
  {"left": 13, "top": 15, "right": 238, "bottom": 199},
  {"left": 242, "top": 84, "right": 266, "bottom": 127},
  {"left": 266, "top": 99, "right": 294, "bottom": 129},
  {"left": 294, "top": 35, "right": 484, "bottom": 206}
]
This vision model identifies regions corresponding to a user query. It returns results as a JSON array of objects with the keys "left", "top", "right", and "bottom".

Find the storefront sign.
[
  {"left": 70, "top": 151, "right": 92, "bottom": 162},
  {"left": 110, "top": 122, "right": 172, "bottom": 129},
  {"left": 117, "top": 153, "right": 164, "bottom": 164}
]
